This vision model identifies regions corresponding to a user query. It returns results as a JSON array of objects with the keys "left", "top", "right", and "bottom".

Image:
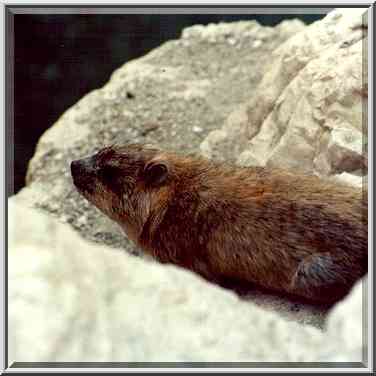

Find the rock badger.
[{"left": 71, "top": 143, "right": 367, "bottom": 304}]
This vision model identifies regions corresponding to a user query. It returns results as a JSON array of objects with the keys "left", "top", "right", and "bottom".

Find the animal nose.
[
  {"left": 71, "top": 157, "right": 96, "bottom": 175},
  {"left": 70, "top": 159, "right": 82, "bottom": 176},
  {"left": 70, "top": 157, "right": 97, "bottom": 189}
]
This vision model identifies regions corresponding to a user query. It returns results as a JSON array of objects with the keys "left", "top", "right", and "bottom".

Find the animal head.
[{"left": 71, "top": 144, "right": 209, "bottom": 241}]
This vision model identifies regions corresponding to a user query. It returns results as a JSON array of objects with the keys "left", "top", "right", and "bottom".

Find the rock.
[
  {"left": 200, "top": 104, "right": 250, "bottom": 162},
  {"left": 330, "top": 172, "right": 366, "bottom": 189},
  {"left": 245, "top": 8, "right": 367, "bottom": 141},
  {"left": 8, "top": 199, "right": 365, "bottom": 363},
  {"left": 323, "top": 127, "right": 366, "bottom": 175},
  {"left": 316, "top": 278, "right": 366, "bottom": 362},
  {"left": 8, "top": 200, "right": 318, "bottom": 362},
  {"left": 202, "top": 8, "right": 368, "bottom": 182}
]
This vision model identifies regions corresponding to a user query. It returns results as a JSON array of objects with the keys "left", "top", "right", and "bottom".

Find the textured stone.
[
  {"left": 8, "top": 200, "right": 365, "bottom": 363},
  {"left": 202, "top": 8, "right": 368, "bottom": 181},
  {"left": 317, "top": 278, "right": 366, "bottom": 362},
  {"left": 325, "top": 127, "right": 366, "bottom": 174}
]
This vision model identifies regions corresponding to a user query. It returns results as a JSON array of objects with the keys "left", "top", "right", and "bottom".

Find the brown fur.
[{"left": 71, "top": 144, "right": 367, "bottom": 304}]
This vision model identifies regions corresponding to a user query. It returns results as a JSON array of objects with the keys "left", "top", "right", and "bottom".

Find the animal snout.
[{"left": 70, "top": 157, "right": 97, "bottom": 192}]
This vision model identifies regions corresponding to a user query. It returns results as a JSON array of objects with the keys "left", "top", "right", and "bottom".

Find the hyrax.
[{"left": 71, "top": 144, "right": 367, "bottom": 304}]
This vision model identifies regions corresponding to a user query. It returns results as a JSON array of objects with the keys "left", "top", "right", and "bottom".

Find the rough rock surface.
[
  {"left": 8, "top": 199, "right": 365, "bottom": 363},
  {"left": 11, "top": 9, "right": 368, "bottom": 364},
  {"left": 201, "top": 9, "right": 368, "bottom": 183}
]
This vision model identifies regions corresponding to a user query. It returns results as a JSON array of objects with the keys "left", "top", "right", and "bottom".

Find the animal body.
[{"left": 71, "top": 144, "right": 367, "bottom": 304}]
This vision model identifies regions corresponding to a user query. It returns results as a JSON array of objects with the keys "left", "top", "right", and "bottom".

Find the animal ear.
[{"left": 144, "top": 160, "right": 169, "bottom": 187}]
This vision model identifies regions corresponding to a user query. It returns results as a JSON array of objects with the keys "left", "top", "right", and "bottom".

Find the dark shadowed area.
[{"left": 13, "top": 13, "right": 325, "bottom": 194}]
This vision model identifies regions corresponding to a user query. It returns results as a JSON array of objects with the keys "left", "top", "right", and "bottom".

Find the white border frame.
[{"left": 1, "top": 0, "right": 373, "bottom": 373}]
